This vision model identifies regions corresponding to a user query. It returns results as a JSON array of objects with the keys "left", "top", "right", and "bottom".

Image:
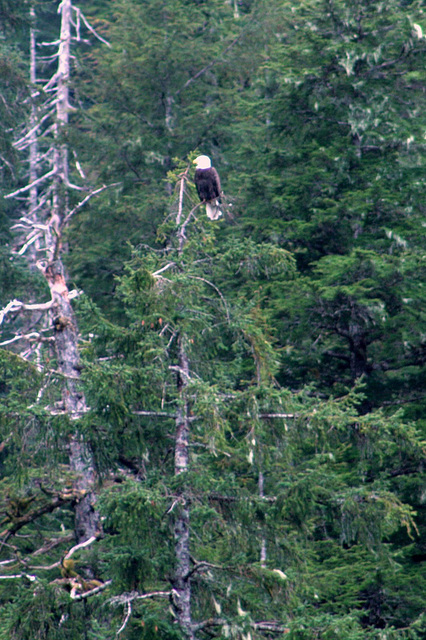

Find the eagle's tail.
[{"left": 206, "top": 200, "right": 222, "bottom": 220}]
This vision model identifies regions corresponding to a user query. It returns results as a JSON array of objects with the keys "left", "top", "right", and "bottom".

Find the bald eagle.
[{"left": 193, "top": 155, "right": 222, "bottom": 220}]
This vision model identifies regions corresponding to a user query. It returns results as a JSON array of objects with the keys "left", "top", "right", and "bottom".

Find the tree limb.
[
  {"left": 4, "top": 168, "right": 56, "bottom": 198},
  {"left": 115, "top": 600, "right": 132, "bottom": 636},
  {"left": 0, "top": 298, "right": 54, "bottom": 325},
  {"left": 186, "top": 276, "right": 230, "bottom": 323},
  {"left": 0, "top": 491, "right": 81, "bottom": 540},
  {"left": 61, "top": 183, "right": 121, "bottom": 227},
  {"left": 71, "top": 579, "right": 112, "bottom": 601},
  {"left": 64, "top": 534, "right": 97, "bottom": 560}
]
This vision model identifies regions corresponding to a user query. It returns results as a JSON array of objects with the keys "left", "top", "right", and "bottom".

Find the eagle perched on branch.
[{"left": 193, "top": 155, "right": 222, "bottom": 220}]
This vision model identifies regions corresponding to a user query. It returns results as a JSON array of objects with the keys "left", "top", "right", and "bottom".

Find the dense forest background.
[{"left": 0, "top": 0, "right": 425, "bottom": 638}]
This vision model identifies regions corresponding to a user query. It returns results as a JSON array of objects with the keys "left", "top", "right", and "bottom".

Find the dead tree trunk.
[
  {"left": 168, "top": 171, "right": 198, "bottom": 638},
  {"left": 4, "top": 0, "right": 100, "bottom": 546},
  {"left": 46, "top": 0, "right": 98, "bottom": 545},
  {"left": 44, "top": 259, "right": 98, "bottom": 543},
  {"left": 172, "top": 337, "right": 196, "bottom": 640},
  {"left": 29, "top": 7, "right": 38, "bottom": 225}
]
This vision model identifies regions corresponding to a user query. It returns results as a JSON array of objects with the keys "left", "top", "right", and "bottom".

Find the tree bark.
[
  {"left": 29, "top": 7, "right": 39, "bottom": 225},
  {"left": 47, "top": 0, "right": 99, "bottom": 546},
  {"left": 172, "top": 337, "right": 196, "bottom": 640}
]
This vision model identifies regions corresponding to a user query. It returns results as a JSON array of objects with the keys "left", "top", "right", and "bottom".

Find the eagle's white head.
[{"left": 193, "top": 155, "right": 211, "bottom": 169}]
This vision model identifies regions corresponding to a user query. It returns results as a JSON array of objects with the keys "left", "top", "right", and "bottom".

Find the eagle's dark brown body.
[
  {"left": 193, "top": 157, "right": 223, "bottom": 220},
  {"left": 194, "top": 167, "right": 221, "bottom": 202}
]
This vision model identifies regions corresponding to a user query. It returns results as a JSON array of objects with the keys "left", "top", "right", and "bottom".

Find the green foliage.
[
  {"left": 68, "top": 206, "right": 425, "bottom": 637},
  {"left": 1, "top": 0, "right": 425, "bottom": 638}
]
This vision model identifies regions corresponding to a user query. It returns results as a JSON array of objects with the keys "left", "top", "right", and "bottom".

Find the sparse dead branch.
[
  {"left": 64, "top": 535, "right": 97, "bottom": 560},
  {"left": 61, "top": 182, "right": 121, "bottom": 227},
  {"left": 0, "top": 298, "right": 54, "bottom": 325},
  {"left": 4, "top": 168, "right": 56, "bottom": 199}
]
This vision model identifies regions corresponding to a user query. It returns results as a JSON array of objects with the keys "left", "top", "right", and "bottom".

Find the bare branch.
[
  {"left": 0, "top": 559, "right": 15, "bottom": 567},
  {"left": 0, "top": 491, "right": 81, "bottom": 541},
  {"left": 109, "top": 590, "right": 171, "bottom": 606},
  {"left": 176, "top": 166, "right": 190, "bottom": 225},
  {"left": 254, "top": 621, "right": 290, "bottom": 634},
  {"left": 169, "top": 365, "right": 192, "bottom": 381},
  {"left": 192, "top": 618, "right": 226, "bottom": 632},
  {"left": 71, "top": 579, "right": 112, "bottom": 601},
  {"left": 136, "top": 590, "right": 171, "bottom": 600},
  {"left": 192, "top": 618, "right": 290, "bottom": 634},
  {"left": 16, "top": 232, "right": 43, "bottom": 256},
  {"left": 39, "top": 39, "right": 61, "bottom": 47},
  {"left": 75, "top": 8, "right": 111, "bottom": 47},
  {"left": 259, "top": 413, "right": 296, "bottom": 419},
  {"left": 177, "top": 202, "right": 204, "bottom": 253},
  {"left": 185, "top": 559, "right": 227, "bottom": 580},
  {"left": 64, "top": 534, "right": 97, "bottom": 560},
  {"left": 187, "top": 275, "right": 230, "bottom": 323},
  {"left": 0, "top": 298, "right": 54, "bottom": 325},
  {"left": 13, "top": 110, "right": 56, "bottom": 150},
  {"left": 132, "top": 410, "right": 177, "bottom": 418},
  {"left": 0, "top": 330, "right": 47, "bottom": 348},
  {"left": 116, "top": 601, "right": 132, "bottom": 637},
  {"left": 29, "top": 533, "right": 74, "bottom": 559},
  {"left": 62, "top": 183, "right": 121, "bottom": 227},
  {"left": 0, "top": 153, "right": 15, "bottom": 177},
  {"left": 152, "top": 262, "right": 176, "bottom": 277},
  {"left": 0, "top": 573, "right": 37, "bottom": 582},
  {"left": 4, "top": 168, "right": 56, "bottom": 199}
]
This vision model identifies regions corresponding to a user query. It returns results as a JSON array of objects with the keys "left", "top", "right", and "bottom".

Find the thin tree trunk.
[
  {"left": 29, "top": 7, "right": 38, "bottom": 224},
  {"left": 172, "top": 337, "right": 195, "bottom": 640},
  {"left": 259, "top": 471, "right": 267, "bottom": 567}
]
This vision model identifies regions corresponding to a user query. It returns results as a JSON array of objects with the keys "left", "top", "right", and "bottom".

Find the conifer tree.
[
  {"left": 0, "top": 0, "right": 425, "bottom": 638},
  {"left": 66, "top": 159, "right": 424, "bottom": 639}
]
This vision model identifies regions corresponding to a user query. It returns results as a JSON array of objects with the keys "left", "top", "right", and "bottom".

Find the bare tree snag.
[
  {"left": 38, "top": 0, "right": 98, "bottom": 546},
  {"left": 172, "top": 336, "right": 196, "bottom": 640},
  {"left": 3, "top": 1, "right": 102, "bottom": 548},
  {"left": 164, "top": 172, "right": 198, "bottom": 638}
]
